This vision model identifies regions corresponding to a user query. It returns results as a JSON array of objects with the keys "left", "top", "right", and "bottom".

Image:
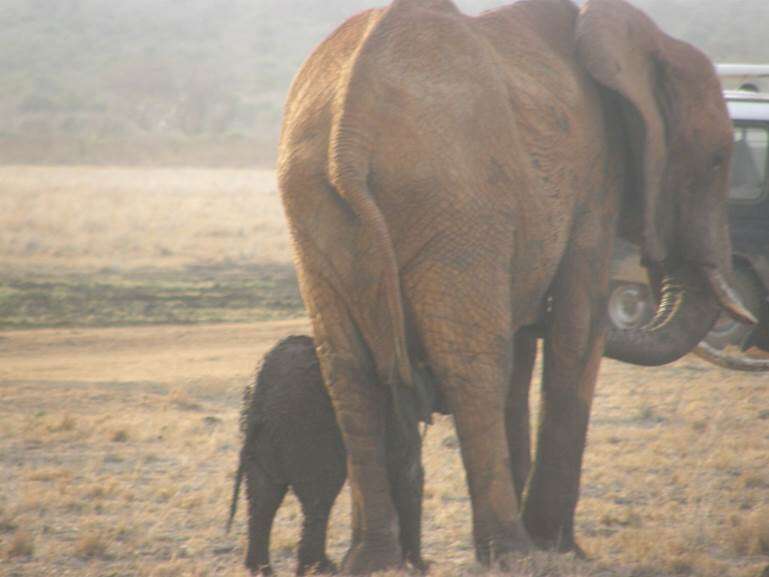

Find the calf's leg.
[{"left": 245, "top": 467, "right": 288, "bottom": 576}]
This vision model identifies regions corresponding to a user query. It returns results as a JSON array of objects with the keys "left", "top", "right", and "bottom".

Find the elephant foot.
[
  {"left": 406, "top": 554, "right": 431, "bottom": 574},
  {"left": 564, "top": 540, "right": 588, "bottom": 560},
  {"left": 543, "top": 538, "right": 587, "bottom": 559},
  {"left": 523, "top": 506, "right": 588, "bottom": 559},
  {"left": 248, "top": 564, "right": 273, "bottom": 576},
  {"left": 527, "top": 531, "right": 588, "bottom": 559},
  {"left": 476, "top": 521, "right": 533, "bottom": 568},
  {"left": 341, "top": 539, "right": 402, "bottom": 575},
  {"left": 297, "top": 557, "right": 337, "bottom": 575}
]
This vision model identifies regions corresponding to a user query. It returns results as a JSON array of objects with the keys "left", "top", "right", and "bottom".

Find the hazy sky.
[{"left": 2, "top": 0, "right": 766, "bottom": 164}]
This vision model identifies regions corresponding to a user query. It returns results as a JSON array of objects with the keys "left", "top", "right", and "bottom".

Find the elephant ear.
[{"left": 575, "top": 0, "right": 675, "bottom": 264}]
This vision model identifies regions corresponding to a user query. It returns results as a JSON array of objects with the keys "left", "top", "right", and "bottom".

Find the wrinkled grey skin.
[
  {"left": 227, "top": 335, "right": 427, "bottom": 576},
  {"left": 277, "top": 0, "right": 762, "bottom": 571}
]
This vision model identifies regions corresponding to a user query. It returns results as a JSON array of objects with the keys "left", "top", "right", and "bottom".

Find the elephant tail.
[
  {"left": 327, "top": 19, "right": 433, "bottom": 424},
  {"left": 329, "top": 154, "right": 433, "bottom": 425},
  {"left": 226, "top": 444, "right": 247, "bottom": 533}
]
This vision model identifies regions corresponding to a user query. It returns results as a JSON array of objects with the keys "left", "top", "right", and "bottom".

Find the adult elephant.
[{"left": 277, "top": 0, "right": 760, "bottom": 572}]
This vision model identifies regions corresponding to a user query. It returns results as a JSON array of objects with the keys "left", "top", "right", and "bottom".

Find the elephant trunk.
[{"left": 604, "top": 263, "right": 750, "bottom": 366}]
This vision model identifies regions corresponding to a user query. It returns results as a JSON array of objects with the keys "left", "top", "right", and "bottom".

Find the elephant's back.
[
  {"left": 242, "top": 335, "right": 345, "bottom": 490},
  {"left": 251, "top": 335, "right": 331, "bottom": 424},
  {"left": 255, "top": 337, "right": 340, "bottom": 434}
]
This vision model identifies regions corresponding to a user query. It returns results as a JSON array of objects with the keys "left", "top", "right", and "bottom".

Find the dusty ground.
[{"left": 1, "top": 167, "right": 768, "bottom": 577}]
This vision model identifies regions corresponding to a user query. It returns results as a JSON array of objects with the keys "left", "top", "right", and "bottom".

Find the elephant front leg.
[
  {"left": 385, "top": 390, "right": 427, "bottom": 573},
  {"left": 522, "top": 247, "right": 608, "bottom": 556},
  {"left": 506, "top": 328, "right": 537, "bottom": 502}
]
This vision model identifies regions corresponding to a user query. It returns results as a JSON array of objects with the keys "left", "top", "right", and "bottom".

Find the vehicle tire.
[
  {"left": 703, "top": 266, "right": 767, "bottom": 350},
  {"left": 607, "top": 281, "right": 654, "bottom": 331}
]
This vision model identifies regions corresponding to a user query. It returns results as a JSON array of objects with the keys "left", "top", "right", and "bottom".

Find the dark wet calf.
[
  {"left": 227, "top": 335, "right": 344, "bottom": 575},
  {"left": 227, "top": 335, "right": 427, "bottom": 575}
]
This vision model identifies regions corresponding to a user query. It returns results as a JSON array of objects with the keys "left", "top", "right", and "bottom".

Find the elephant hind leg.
[
  {"left": 245, "top": 469, "right": 288, "bottom": 576},
  {"left": 413, "top": 296, "right": 531, "bottom": 565},
  {"left": 446, "top": 378, "right": 532, "bottom": 565},
  {"left": 297, "top": 274, "right": 402, "bottom": 573},
  {"left": 384, "top": 392, "right": 427, "bottom": 572}
]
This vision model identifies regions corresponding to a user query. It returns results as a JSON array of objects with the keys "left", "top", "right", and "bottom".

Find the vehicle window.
[{"left": 730, "top": 126, "right": 768, "bottom": 201}]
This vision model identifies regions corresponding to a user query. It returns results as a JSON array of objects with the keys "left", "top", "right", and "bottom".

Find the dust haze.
[
  {"left": 2, "top": 0, "right": 769, "bottom": 166},
  {"left": 2, "top": 2, "right": 769, "bottom": 577}
]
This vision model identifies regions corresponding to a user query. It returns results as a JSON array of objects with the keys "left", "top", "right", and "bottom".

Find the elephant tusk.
[
  {"left": 705, "top": 268, "right": 758, "bottom": 325},
  {"left": 694, "top": 342, "right": 769, "bottom": 372}
]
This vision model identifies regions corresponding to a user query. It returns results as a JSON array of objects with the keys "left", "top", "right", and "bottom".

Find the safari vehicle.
[
  {"left": 608, "top": 86, "right": 769, "bottom": 367},
  {"left": 717, "top": 63, "right": 769, "bottom": 94}
]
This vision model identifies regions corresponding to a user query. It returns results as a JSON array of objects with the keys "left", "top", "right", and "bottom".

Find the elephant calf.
[
  {"left": 227, "top": 334, "right": 346, "bottom": 576},
  {"left": 228, "top": 334, "right": 428, "bottom": 575}
]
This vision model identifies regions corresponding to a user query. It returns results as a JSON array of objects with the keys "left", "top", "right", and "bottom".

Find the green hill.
[{"left": 1, "top": 0, "right": 768, "bottom": 166}]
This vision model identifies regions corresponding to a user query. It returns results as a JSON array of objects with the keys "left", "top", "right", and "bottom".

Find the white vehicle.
[{"left": 717, "top": 63, "right": 769, "bottom": 93}]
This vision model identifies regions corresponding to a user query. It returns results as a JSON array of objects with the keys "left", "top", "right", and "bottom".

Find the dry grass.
[
  {"left": 2, "top": 323, "right": 767, "bottom": 577},
  {"left": 0, "top": 166, "right": 290, "bottom": 272},
  {"left": 0, "top": 166, "right": 303, "bottom": 329},
  {"left": 111, "top": 429, "right": 130, "bottom": 443},
  {"left": 74, "top": 529, "right": 111, "bottom": 560},
  {"left": 727, "top": 508, "right": 769, "bottom": 557},
  {"left": 1, "top": 167, "right": 768, "bottom": 576},
  {"left": 4, "top": 530, "right": 35, "bottom": 559}
]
